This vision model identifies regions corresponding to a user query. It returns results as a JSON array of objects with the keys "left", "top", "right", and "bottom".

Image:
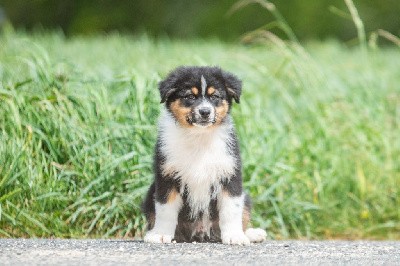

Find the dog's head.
[{"left": 159, "top": 66, "right": 242, "bottom": 128}]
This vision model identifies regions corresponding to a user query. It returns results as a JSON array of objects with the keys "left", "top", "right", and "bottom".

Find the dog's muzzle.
[{"left": 192, "top": 102, "right": 216, "bottom": 127}]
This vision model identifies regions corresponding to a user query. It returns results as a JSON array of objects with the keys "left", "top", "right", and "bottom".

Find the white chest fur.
[{"left": 159, "top": 111, "right": 237, "bottom": 217}]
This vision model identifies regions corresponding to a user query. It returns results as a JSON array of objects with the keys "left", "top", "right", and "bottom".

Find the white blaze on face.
[
  {"left": 201, "top": 75, "right": 207, "bottom": 97},
  {"left": 194, "top": 75, "right": 215, "bottom": 126}
]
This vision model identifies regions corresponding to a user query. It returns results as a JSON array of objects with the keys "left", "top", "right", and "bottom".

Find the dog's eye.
[
  {"left": 209, "top": 95, "right": 219, "bottom": 101},
  {"left": 184, "top": 95, "right": 196, "bottom": 100}
]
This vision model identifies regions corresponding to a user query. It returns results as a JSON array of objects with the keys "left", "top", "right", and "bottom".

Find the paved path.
[{"left": 1, "top": 239, "right": 399, "bottom": 265}]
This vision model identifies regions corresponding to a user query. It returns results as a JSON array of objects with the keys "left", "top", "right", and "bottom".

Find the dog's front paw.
[
  {"left": 144, "top": 231, "right": 173, "bottom": 243},
  {"left": 221, "top": 231, "right": 250, "bottom": 246}
]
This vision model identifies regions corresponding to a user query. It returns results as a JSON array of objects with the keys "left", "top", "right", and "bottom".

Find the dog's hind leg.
[
  {"left": 142, "top": 182, "right": 156, "bottom": 230},
  {"left": 242, "top": 194, "right": 267, "bottom": 243}
]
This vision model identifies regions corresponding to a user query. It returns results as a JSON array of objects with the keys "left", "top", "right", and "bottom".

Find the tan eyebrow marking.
[
  {"left": 191, "top": 87, "right": 199, "bottom": 95},
  {"left": 207, "top": 87, "right": 215, "bottom": 95}
]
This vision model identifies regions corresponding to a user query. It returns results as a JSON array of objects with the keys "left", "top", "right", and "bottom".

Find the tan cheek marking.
[
  {"left": 170, "top": 99, "right": 192, "bottom": 128},
  {"left": 192, "top": 87, "right": 199, "bottom": 96},
  {"left": 214, "top": 100, "right": 229, "bottom": 125},
  {"left": 207, "top": 86, "right": 215, "bottom": 95}
]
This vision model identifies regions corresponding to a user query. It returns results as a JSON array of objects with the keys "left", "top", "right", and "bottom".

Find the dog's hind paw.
[
  {"left": 221, "top": 231, "right": 250, "bottom": 246},
  {"left": 245, "top": 228, "right": 267, "bottom": 243},
  {"left": 144, "top": 231, "right": 173, "bottom": 243}
]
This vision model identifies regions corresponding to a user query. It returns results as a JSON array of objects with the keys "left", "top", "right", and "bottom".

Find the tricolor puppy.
[{"left": 142, "top": 66, "right": 266, "bottom": 245}]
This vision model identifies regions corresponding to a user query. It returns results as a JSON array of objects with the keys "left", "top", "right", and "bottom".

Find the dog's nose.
[{"left": 199, "top": 107, "right": 211, "bottom": 118}]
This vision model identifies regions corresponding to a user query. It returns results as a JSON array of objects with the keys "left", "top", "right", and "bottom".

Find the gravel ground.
[{"left": 0, "top": 239, "right": 399, "bottom": 265}]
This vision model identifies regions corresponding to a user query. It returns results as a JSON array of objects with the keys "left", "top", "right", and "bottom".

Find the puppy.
[{"left": 142, "top": 66, "right": 266, "bottom": 245}]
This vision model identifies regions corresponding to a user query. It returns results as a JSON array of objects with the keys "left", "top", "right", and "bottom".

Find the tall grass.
[{"left": 0, "top": 27, "right": 399, "bottom": 239}]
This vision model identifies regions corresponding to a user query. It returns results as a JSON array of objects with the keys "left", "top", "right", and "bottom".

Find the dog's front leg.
[
  {"left": 144, "top": 189, "right": 182, "bottom": 243},
  {"left": 219, "top": 192, "right": 250, "bottom": 245}
]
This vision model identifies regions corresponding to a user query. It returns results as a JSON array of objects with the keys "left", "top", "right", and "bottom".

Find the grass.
[{"left": 0, "top": 28, "right": 399, "bottom": 239}]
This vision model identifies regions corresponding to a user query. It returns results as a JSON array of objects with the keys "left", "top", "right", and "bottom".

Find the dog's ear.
[
  {"left": 159, "top": 77, "right": 178, "bottom": 104},
  {"left": 159, "top": 86, "right": 177, "bottom": 104},
  {"left": 222, "top": 71, "right": 242, "bottom": 103}
]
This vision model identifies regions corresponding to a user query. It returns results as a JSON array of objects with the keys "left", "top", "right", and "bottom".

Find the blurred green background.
[
  {"left": 1, "top": 0, "right": 399, "bottom": 41},
  {"left": 1, "top": 0, "right": 400, "bottom": 239}
]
